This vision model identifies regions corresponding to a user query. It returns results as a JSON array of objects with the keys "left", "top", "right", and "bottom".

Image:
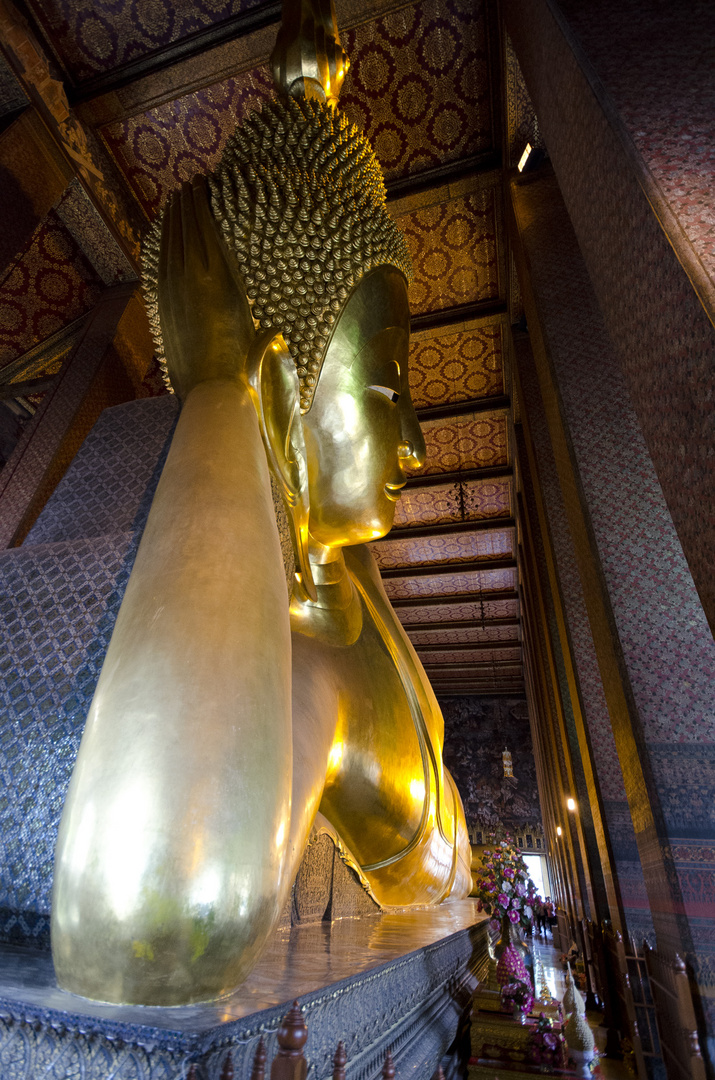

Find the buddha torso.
[{"left": 290, "top": 544, "right": 471, "bottom": 908}]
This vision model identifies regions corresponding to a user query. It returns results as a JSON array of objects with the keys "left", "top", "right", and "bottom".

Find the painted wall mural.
[{"left": 440, "top": 695, "right": 544, "bottom": 848}]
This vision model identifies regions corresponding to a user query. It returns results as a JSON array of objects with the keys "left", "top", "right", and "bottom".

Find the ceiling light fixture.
[
  {"left": 567, "top": 797, "right": 576, "bottom": 811},
  {"left": 556, "top": 826, "right": 562, "bottom": 836},
  {"left": 517, "top": 143, "right": 532, "bottom": 172}
]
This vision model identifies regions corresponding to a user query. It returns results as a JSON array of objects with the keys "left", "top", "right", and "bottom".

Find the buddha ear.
[{"left": 247, "top": 331, "right": 317, "bottom": 602}]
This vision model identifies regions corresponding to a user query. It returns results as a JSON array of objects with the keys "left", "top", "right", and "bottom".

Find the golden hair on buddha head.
[{"left": 144, "top": 96, "right": 412, "bottom": 413}]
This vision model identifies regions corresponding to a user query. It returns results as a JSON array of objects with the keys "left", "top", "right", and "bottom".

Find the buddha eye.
[{"left": 369, "top": 384, "right": 400, "bottom": 403}]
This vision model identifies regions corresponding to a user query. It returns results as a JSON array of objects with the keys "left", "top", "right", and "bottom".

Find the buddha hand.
[{"left": 157, "top": 174, "right": 255, "bottom": 400}]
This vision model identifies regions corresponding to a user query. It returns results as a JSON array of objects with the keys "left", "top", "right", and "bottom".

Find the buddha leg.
[
  {"left": 353, "top": 763, "right": 472, "bottom": 906},
  {"left": 52, "top": 379, "right": 293, "bottom": 1005}
]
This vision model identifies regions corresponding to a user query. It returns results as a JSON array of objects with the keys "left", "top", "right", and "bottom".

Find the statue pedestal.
[
  {"left": 0, "top": 902, "right": 488, "bottom": 1080},
  {"left": 469, "top": 1003, "right": 571, "bottom": 1080},
  {"left": 0, "top": 398, "right": 483, "bottom": 1074},
  {"left": 470, "top": 1008, "right": 535, "bottom": 1066}
]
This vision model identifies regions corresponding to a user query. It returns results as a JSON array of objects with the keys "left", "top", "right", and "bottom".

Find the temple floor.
[
  {"left": 530, "top": 932, "right": 631, "bottom": 1080},
  {"left": 0, "top": 899, "right": 485, "bottom": 1031}
]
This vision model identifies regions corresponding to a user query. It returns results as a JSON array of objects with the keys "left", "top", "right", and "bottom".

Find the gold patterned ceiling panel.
[
  {"left": 409, "top": 323, "right": 503, "bottom": 409},
  {"left": 371, "top": 528, "right": 513, "bottom": 571},
  {"left": 411, "top": 413, "right": 508, "bottom": 476},
  {"left": 0, "top": 0, "right": 521, "bottom": 691},
  {"left": 393, "top": 478, "right": 512, "bottom": 528},
  {"left": 0, "top": 211, "right": 103, "bottom": 370},
  {"left": 407, "top": 625, "right": 520, "bottom": 645},
  {"left": 416, "top": 647, "right": 522, "bottom": 665},
  {"left": 25, "top": 0, "right": 267, "bottom": 81},
  {"left": 101, "top": 68, "right": 273, "bottom": 216},
  {"left": 396, "top": 186, "right": 501, "bottom": 315},
  {"left": 340, "top": 0, "right": 493, "bottom": 182},
  {"left": 383, "top": 566, "right": 517, "bottom": 601},
  {"left": 398, "top": 599, "right": 520, "bottom": 624},
  {"left": 99, "top": 0, "right": 496, "bottom": 218}
]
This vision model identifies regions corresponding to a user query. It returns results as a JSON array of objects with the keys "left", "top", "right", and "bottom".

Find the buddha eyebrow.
[{"left": 369, "top": 385, "right": 400, "bottom": 403}]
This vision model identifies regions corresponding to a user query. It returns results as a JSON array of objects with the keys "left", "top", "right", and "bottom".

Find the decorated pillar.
[
  {"left": 509, "top": 163, "right": 715, "bottom": 1053},
  {"left": 503, "top": 0, "right": 715, "bottom": 635}
]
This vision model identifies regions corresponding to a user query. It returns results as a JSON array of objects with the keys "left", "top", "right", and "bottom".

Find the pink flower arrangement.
[
  {"left": 472, "top": 832, "right": 542, "bottom": 932},
  {"left": 496, "top": 945, "right": 534, "bottom": 1015},
  {"left": 530, "top": 1013, "right": 566, "bottom": 1068}
]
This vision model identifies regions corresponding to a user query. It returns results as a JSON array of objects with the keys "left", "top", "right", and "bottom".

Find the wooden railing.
[
  {"left": 602, "top": 926, "right": 652, "bottom": 1079},
  {"left": 644, "top": 944, "right": 707, "bottom": 1080},
  {"left": 624, "top": 936, "right": 661, "bottom": 1075},
  {"left": 184, "top": 1001, "right": 448, "bottom": 1080}
]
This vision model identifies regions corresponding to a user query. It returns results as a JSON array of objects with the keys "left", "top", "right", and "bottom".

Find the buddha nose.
[
  {"left": 398, "top": 434, "right": 426, "bottom": 472},
  {"left": 398, "top": 381, "right": 426, "bottom": 471}
]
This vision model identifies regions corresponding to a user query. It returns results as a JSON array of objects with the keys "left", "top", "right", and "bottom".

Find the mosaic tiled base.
[
  {"left": 0, "top": 397, "right": 178, "bottom": 946},
  {"left": 25, "top": 395, "right": 179, "bottom": 546},
  {"left": 0, "top": 534, "right": 140, "bottom": 945},
  {"left": 0, "top": 906, "right": 488, "bottom": 1080}
]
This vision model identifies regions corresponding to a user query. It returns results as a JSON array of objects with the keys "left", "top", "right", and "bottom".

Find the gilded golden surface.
[
  {"left": 270, "top": 0, "right": 349, "bottom": 106},
  {"left": 52, "top": 0, "right": 470, "bottom": 1007}
]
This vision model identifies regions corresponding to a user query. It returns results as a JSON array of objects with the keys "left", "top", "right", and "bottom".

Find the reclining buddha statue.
[{"left": 50, "top": 0, "right": 471, "bottom": 1006}]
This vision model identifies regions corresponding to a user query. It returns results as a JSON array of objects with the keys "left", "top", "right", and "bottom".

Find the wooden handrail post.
[
  {"left": 332, "top": 1041, "right": 347, "bottom": 1080},
  {"left": 252, "top": 1036, "right": 267, "bottom": 1080},
  {"left": 271, "top": 1001, "right": 308, "bottom": 1080}
]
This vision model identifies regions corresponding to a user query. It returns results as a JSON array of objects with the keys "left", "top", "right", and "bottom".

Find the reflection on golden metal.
[
  {"left": 247, "top": 330, "right": 317, "bottom": 601},
  {"left": 52, "top": 0, "right": 470, "bottom": 1007},
  {"left": 271, "top": 0, "right": 349, "bottom": 106}
]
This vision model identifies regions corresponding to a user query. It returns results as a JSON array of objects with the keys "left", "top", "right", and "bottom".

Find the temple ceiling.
[{"left": 0, "top": 0, "right": 537, "bottom": 694}]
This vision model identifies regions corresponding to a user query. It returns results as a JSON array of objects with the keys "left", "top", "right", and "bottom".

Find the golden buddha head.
[
  {"left": 144, "top": 94, "right": 425, "bottom": 559},
  {"left": 208, "top": 95, "right": 411, "bottom": 413},
  {"left": 303, "top": 265, "right": 424, "bottom": 546}
]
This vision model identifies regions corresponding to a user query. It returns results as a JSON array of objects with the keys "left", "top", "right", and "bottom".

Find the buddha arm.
[{"left": 52, "top": 185, "right": 295, "bottom": 1007}]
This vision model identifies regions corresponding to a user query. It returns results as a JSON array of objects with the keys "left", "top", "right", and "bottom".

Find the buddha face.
[{"left": 302, "top": 267, "right": 426, "bottom": 548}]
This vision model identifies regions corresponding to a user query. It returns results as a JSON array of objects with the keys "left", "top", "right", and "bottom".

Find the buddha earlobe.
[{"left": 247, "top": 331, "right": 317, "bottom": 602}]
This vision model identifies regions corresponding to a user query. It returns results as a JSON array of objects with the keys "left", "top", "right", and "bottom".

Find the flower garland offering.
[
  {"left": 473, "top": 835, "right": 542, "bottom": 932},
  {"left": 496, "top": 944, "right": 534, "bottom": 1016},
  {"left": 530, "top": 1012, "right": 567, "bottom": 1069}
]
